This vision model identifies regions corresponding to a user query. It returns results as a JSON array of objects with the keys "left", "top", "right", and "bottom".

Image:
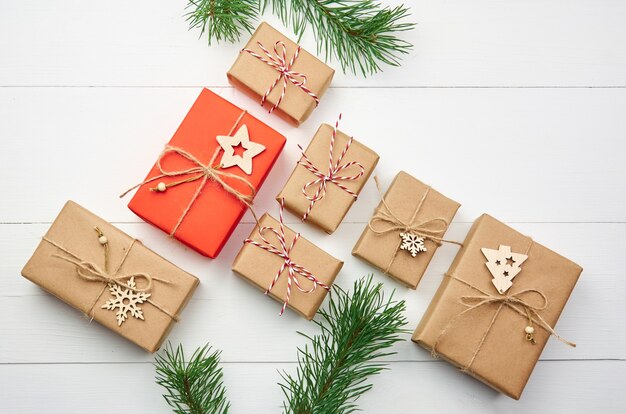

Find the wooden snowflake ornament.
[
  {"left": 216, "top": 124, "right": 265, "bottom": 175},
  {"left": 481, "top": 245, "right": 528, "bottom": 294},
  {"left": 101, "top": 277, "right": 151, "bottom": 326},
  {"left": 400, "top": 232, "right": 427, "bottom": 257}
]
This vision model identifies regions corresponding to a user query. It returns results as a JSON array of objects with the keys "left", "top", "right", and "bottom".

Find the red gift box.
[{"left": 124, "top": 88, "right": 286, "bottom": 257}]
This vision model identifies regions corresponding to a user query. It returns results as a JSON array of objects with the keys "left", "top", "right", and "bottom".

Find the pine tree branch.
[
  {"left": 155, "top": 342, "right": 230, "bottom": 414},
  {"left": 279, "top": 275, "right": 409, "bottom": 414},
  {"left": 186, "top": 0, "right": 260, "bottom": 44},
  {"left": 263, "top": 0, "right": 415, "bottom": 76}
]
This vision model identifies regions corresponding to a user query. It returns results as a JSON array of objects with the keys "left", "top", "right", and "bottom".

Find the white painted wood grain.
[
  {"left": 2, "top": 221, "right": 624, "bottom": 363},
  {"left": 1, "top": 361, "right": 623, "bottom": 413},
  {"left": 2, "top": 87, "right": 626, "bottom": 224},
  {"left": 2, "top": 0, "right": 626, "bottom": 412},
  {"left": 1, "top": 1, "right": 626, "bottom": 87}
]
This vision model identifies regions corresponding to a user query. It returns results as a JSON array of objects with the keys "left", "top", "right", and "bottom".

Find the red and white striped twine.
[
  {"left": 241, "top": 41, "right": 320, "bottom": 114},
  {"left": 298, "top": 114, "right": 365, "bottom": 221},
  {"left": 244, "top": 198, "right": 330, "bottom": 316}
]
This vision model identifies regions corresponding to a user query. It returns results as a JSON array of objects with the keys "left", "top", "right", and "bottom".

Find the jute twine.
[
  {"left": 120, "top": 110, "right": 257, "bottom": 236},
  {"left": 431, "top": 240, "right": 575, "bottom": 373},
  {"left": 367, "top": 176, "right": 462, "bottom": 272},
  {"left": 43, "top": 227, "right": 178, "bottom": 322}
]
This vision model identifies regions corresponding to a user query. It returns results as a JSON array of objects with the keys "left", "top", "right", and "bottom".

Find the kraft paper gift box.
[
  {"left": 412, "top": 214, "right": 582, "bottom": 399},
  {"left": 227, "top": 22, "right": 334, "bottom": 125},
  {"left": 232, "top": 211, "right": 343, "bottom": 319},
  {"left": 21, "top": 201, "right": 199, "bottom": 353},
  {"left": 277, "top": 122, "right": 379, "bottom": 233},
  {"left": 352, "top": 171, "right": 461, "bottom": 289},
  {"left": 123, "top": 88, "right": 286, "bottom": 258}
]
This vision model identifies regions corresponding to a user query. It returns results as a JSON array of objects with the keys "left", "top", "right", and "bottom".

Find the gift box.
[
  {"left": 277, "top": 121, "right": 379, "bottom": 233},
  {"left": 352, "top": 171, "right": 460, "bottom": 289},
  {"left": 232, "top": 207, "right": 343, "bottom": 319},
  {"left": 123, "top": 88, "right": 286, "bottom": 258},
  {"left": 21, "top": 201, "right": 199, "bottom": 353},
  {"left": 412, "top": 214, "right": 582, "bottom": 399},
  {"left": 227, "top": 22, "right": 334, "bottom": 125}
]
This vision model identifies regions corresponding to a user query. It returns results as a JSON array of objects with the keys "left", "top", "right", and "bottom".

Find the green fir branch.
[
  {"left": 264, "top": 0, "right": 415, "bottom": 76},
  {"left": 186, "top": 0, "right": 259, "bottom": 44},
  {"left": 280, "top": 275, "right": 408, "bottom": 414},
  {"left": 155, "top": 342, "right": 230, "bottom": 414}
]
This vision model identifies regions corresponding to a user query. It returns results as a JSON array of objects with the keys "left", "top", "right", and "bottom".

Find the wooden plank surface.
[
  {"left": 1, "top": 221, "right": 624, "bottom": 363},
  {"left": 2, "top": 87, "right": 625, "bottom": 223},
  {"left": 1, "top": 1, "right": 626, "bottom": 87},
  {"left": 1, "top": 0, "right": 625, "bottom": 412},
  {"left": 1, "top": 361, "right": 624, "bottom": 413}
]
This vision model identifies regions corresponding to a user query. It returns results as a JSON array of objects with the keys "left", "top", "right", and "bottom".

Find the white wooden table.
[{"left": 1, "top": 1, "right": 625, "bottom": 412}]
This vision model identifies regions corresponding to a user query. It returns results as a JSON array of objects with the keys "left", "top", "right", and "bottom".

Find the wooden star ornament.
[{"left": 216, "top": 124, "right": 265, "bottom": 175}]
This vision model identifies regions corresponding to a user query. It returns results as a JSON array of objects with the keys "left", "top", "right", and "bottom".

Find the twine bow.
[
  {"left": 367, "top": 176, "right": 461, "bottom": 272},
  {"left": 431, "top": 273, "right": 575, "bottom": 372},
  {"left": 369, "top": 209, "right": 451, "bottom": 244},
  {"left": 53, "top": 255, "right": 155, "bottom": 293},
  {"left": 244, "top": 198, "right": 330, "bottom": 316},
  {"left": 43, "top": 233, "right": 177, "bottom": 322},
  {"left": 241, "top": 41, "right": 320, "bottom": 113},
  {"left": 298, "top": 114, "right": 365, "bottom": 221},
  {"left": 120, "top": 111, "right": 255, "bottom": 236}
]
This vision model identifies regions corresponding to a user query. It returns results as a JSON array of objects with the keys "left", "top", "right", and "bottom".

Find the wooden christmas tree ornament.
[{"left": 481, "top": 245, "right": 528, "bottom": 294}]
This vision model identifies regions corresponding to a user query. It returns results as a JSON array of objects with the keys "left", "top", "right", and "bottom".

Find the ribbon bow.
[
  {"left": 242, "top": 41, "right": 320, "bottom": 113},
  {"left": 298, "top": 114, "right": 365, "bottom": 221},
  {"left": 244, "top": 198, "right": 330, "bottom": 316},
  {"left": 121, "top": 136, "right": 256, "bottom": 237}
]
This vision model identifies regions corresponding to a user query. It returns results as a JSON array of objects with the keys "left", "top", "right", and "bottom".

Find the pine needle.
[
  {"left": 264, "top": 0, "right": 415, "bottom": 76},
  {"left": 279, "top": 275, "right": 409, "bottom": 413},
  {"left": 186, "top": 0, "right": 259, "bottom": 44},
  {"left": 155, "top": 342, "right": 230, "bottom": 414},
  {"left": 185, "top": 0, "right": 415, "bottom": 75}
]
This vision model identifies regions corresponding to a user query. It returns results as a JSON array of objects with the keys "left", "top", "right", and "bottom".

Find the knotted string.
[
  {"left": 244, "top": 198, "right": 330, "bottom": 316},
  {"left": 120, "top": 110, "right": 256, "bottom": 236},
  {"left": 431, "top": 240, "right": 575, "bottom": 373},
  {"left": 297, "top": 114, "right": 365, "bottom": 221},
  {"left": 241, "top": 41, "right": 320, "bottom": 113},
  {"left": 42, "top": 233, "right": 178, "bottom": 322},
  {"left": 368, "top": 176, "right": 462, "bottom": 272}
]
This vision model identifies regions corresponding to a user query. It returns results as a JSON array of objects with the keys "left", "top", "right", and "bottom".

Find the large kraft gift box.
[
  {"left": 232, "top": 213, "right": 343, "bottom": 319},
  {"left": 352, "top": 171, "right": 460, "bottom": 289},
  {"left": 412, "top": 214, "right": 582, "bottom": 399},
  {"left": 21, "top": 201, "right": 199, "bottom": 353},
  {"left": 227, "top": 22, "right": 334, "bottom": 125},
  {"left": 125, "top": 88, "right": 286, "bottom": 258},
  {"left": 277, "top": 123, "right": 379, "bottom": 233}
]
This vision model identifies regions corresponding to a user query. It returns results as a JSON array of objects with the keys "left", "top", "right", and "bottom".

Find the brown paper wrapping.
[
  {"left": 21, "top": 201, "right": 199, "bottom": 353},
  {"left": 352, "top": 171, "right": 460, "bottom": 289},
  {"left": 277, "top": 123, "right": 379, "bottom": 233},
  {"left": 227, "top": 22, "right": 334, "bottom": 125},
  {"left": 232, "top": 213, "right": 343, "bottom": 319},
  {"left": 412, "top": 214, "right": 583, "bottom": 399}
]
